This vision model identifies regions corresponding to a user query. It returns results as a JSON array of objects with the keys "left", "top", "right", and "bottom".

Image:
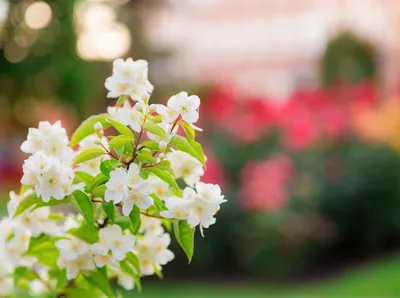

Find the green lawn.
[{"left": 131, "top": 254, "right": 400, "bottom": 297}]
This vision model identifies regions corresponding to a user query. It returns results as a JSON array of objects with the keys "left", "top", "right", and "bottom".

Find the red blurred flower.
[{"left": 238, "top": 154, "right": 293, "bottom": 212}]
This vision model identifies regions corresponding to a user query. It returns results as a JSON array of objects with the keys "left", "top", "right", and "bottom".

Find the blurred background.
[{"left": 2, "top": 0, "right": 400, "bottom": 296}]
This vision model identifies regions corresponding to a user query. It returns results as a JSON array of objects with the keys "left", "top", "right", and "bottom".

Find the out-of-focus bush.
[{"left": 166, "top": 81, "right": 400, "bottom": 280}]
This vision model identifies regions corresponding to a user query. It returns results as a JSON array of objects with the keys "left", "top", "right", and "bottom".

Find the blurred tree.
[
  {"left": 321, "top": 32, "right": 377, "bottom": 86},
  {"left": 0, "top": 0, "right": 95, "bottom": 117}
]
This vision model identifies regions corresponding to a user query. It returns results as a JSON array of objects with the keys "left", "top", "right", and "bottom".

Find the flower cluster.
[{"left": 3, "top": 57, "right": 224, "bottom": 296}]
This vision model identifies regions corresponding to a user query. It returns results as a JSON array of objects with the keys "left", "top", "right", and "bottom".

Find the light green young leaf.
[
  {"left": 145, "top": 167, "right": 179, "bottom": 191},
  {"left": 153, "top": 264, "right": 164, "bottom": 279},
  {"left": 143, "top": 120, "right": 166, "bottom": 136},
  {"left": 89, "top": 173, "right": 109, "bottom": 192},
  {"left": 68, "top": 224, "right": 99, "bottom": 244},
  {"left": 106, "top": 118, "right": 135, "bottom": 139},
  {"left": 126, "top": 252, "right": 141, "bottom": 276},
  {"left": 140, "top": 140, "right": 159, "bottom": 151},
  {"left": 14, "top": 192, "right": 39, "bottom": 217},
  {"left": 173, "top": 220, "right": 195, "bottom": 263},
  {"left": 92, "top": 185, "right": 106, "bottom": 198},
  {"left": 169, "top": 135, "right": 205, "bottom": 165},
  {"left": 114, "top": 216, "right": 131, "bottom": 231},
  {"left": 188, "top": 139, "right": 206, "bottom": 166},
  {"left": 70, "top": 190, "right": 95, "bottom": 232},
  {"left": 70, "top": 113, "right": 111, "bottom": 147},
  {"left": 129, "top": 206, "right": 141, "bottom": 235},
  {"left": 73, "top": 148, "right": 105, "bottom": 166},
  {"left": 85, "top": 268, "right": 114, "bottom": 298},
  {"left": 150, "top": 194, "right": 168, "bottom": 211},
  {"left": 33, "top": 197, "right": 70, "bottom": 211},
  {"left": 116, "top": 95, "right": 128, "bottom": 108},
  {"left": 74, "top": 171, "right": 94, "bottom": 186},
  {"left": 109, "top": 135, "right": 134, "bottom": 151},
  {"left": 181, "top": 121, "right": 195, "bottom": 140},
  {"left": 120, "top": 261, "right": 142, "bottom": 292}
]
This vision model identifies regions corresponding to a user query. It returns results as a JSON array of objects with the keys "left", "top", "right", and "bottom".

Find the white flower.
[
  {"left": 58, "top": 253, "right": 96, "bottom": 280},
  {"left": 195, "top": 182, "right": 226, "bottom": 204},
  {"left": 105, "top": 58, "right": 153, "bottom": 101},
  {"left": 122, "top": 188, "right": 153, "bottom": 216},
  {"left": 63, "top": 213, "right": 83, "bottom": 232},
  {"left": 93, "top": 253, "right": 119, "bottom": 268},
  {"left": 139, "top": 215, "right": 164, "bottom": 236},
  {"left": 21, "top": 121, "right": 73, "bottom": 161},
  {"left": 56, "top": 238, "right": 89, "bottom": 261},
  {"left": 116, "top": 270, "right": 135, "bottom": 290},
  {"left": 148, "top": 176, "right": 172, "bottom": 199},
  {"left": 157, "top": 92, "right": 200, "bottom": 124},
  {"left": 127, "top": 164, "right": 145, "bottom": 189},
  {"left": 21, "top": 152, "right": 57, "bottom": 187},
  {"left": 91, "top": 225, "right": 135, "bottom": 261},
  {"left": 147, "top": 122, "right": 177, "bottom": 144},
  {"left": 186, "top": 199, "right": 218, "bottom": 234},
  {"left": 135, "top": 233, "right": 174, "bottom": 276},
  {"left": 7, "top": 190, "right": 26, "bottom": 218},
  {"left": 167, "top": 150, "right": 204, "bottom": 187},
  {"left": 6, "top": 226, "right": 31, "bottom": 255},
  {"left": 105, "top": 168, "right": 129, "bottom": 204},
  {"left": 107, "top": 100, "right": 144, "bottom": 133},
  {"left": 0, "top": 263, "right": 13, "bottom": 296},
  {"left": 36, "top": 164, "right": 71, "bottom": 202},
  {"left": 18, "top": 207, "right": 61, "bottom": 237},
  {"left": 153, "top": 233, "right": 174, "bottom": 266},
  {"left": 160, "top": 196, "right": 190, "bottom": 220}
]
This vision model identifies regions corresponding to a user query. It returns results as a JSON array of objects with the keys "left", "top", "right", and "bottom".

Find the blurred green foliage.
[{"left": 321, "top": 32, "right": 377, "bottom": 85}]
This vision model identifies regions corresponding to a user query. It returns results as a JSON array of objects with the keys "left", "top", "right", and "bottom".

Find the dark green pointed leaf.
[
  {"left": 129, "top": 206, "right": 141, "bottom": 235},
  {"left": 70, "top": 190, "right": 95, "bottom": 232},
  {"left": 102, "top": 201, "right": 115, "bottom": 223},
  {"left": 173, "top": 220, "right": 195, "bottom": 263}
]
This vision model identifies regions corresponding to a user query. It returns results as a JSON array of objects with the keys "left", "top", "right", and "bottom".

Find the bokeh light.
[{"left": 24, "top": 1, "right": 52, "bottom": 30}]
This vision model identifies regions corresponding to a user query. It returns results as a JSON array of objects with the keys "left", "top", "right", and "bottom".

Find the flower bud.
[
  {"left": 94, "top": 122, "right": 103, "bottom": 132},
  {"left": 159, "top": 153, "right": 165, "bottom": 160},
  {"left": 159, "top": 141, "right": 167, "bottom": 152},
  {"left": 148, "top": 104, "right": 157, "bottom": 114},
  {"left": 94, "top": 139, "right": 102, "bottom": 145}
]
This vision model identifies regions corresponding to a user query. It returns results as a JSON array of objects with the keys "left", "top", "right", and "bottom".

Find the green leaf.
[
  {"left": 115, "top": 216, "right": 131, "bottom": 231},
  {"left": 173, "top": 220, "right": 195, "bottom": 263},
  {"left": 74, "top": 171, "right": 94, "bottom": 186},
  {"left": 19, "top": 185, "right": 31, "bottom": 195},
  {"left": 136, "top": 150, "right": 156, "bottom": 164},
  {"left": 181, "top": 121, "right": 195, "bottom": 139},
  {"left": 68, "top": 224, "right": 99, "bottom": 244},
  {"left": 92, "top": 185, "right": 106, "bottom": 198},
  {"left": 56, "top": 269, "right": 67, "bottom": 289},
  {"left": 70, "top": 190, "right": 95, "bottom": 232},
  {"left": 89, "top": 173, "right": 109, "bottom": 192},
  {"left": 107, "top": 118, "right": 135, "bottom": 139},
  {"left": 141, "top": 140, "right": 159, "bottom": 151},
  {"left": 150, "top": 194, "right": 167, "bottom": 211},
  {"left": 70, "top": 113, "right": 111, "bottom": 147},
  {"left": 65, "top": 288, "right": 99, "bottom": 298},
  {"left": 120, "top": 261, "right": 142, "bottom": 292},
  {"left": 73, "top": 148, "right": 104, "bottom": 166},
  {"left": 14, "top": 192, "right": 39, "bottom": 217},
  {"left": 109, "top": 135, "right": 134, "bottom": 151},
  {"left": 85, "top": 268, "right": 114, "bottom": 298},
  {"left": 143, "top": 120, "right": 166, "bottom": 136},
  {"left": 169, "top": 135, "right": 205, "bottom": 165},
  {"left": 102, "top": 202, "right": 115, "bottom": 223},
  {"left": 153, "top": 264, "right": 164, "bottom": 279},
  {"left": 33, "top": 197, "right": 70, "bottom": 211},
  {"left": 145, "top": 167, "right": 179, "bottom": 191},
  {"left": 100, "top": 159, "right": 117, "bottom": 178},
  {"left": 126, "top": 252, "right": 141, "bottom": 276},
  {"left": 188, "top": 139, "right": 206, "bottom": 166},
  {"left": 116, "top": 95, "right": 128, "bottom": 108},
  {"left": 129, "top": 206, "right": 141, "bottom": 235}
]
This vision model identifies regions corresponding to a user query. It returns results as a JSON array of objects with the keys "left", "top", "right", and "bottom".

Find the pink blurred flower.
[
  {"left": 201, "top": 149, "right": 227, "bottom": 190},
  {"left": 238, "top": 154, "right": 292, "bottom": 212}
]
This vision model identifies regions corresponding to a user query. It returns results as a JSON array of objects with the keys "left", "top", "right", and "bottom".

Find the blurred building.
[{"left": 145, "top": 0, "right": 400, "bottom": 100}]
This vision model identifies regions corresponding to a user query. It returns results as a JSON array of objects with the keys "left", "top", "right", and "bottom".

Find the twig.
[{"left": 140, "top": 212, "right": 165, "bottom": 219}]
